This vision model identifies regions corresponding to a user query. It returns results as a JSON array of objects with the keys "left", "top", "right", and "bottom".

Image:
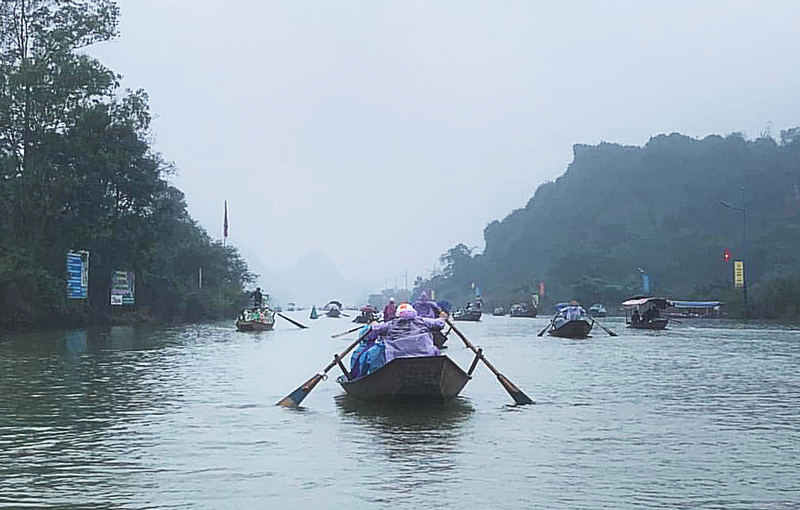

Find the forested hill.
[{"left": 424, "top": 130, "right": 800, "bottom": 318}]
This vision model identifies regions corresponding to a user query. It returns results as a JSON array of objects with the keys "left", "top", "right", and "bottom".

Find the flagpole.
[{"left": 223, "top": 200, "right": 229, "bottom": 247}]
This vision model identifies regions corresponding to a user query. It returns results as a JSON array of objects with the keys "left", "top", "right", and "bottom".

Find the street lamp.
[{"left": 720, "top": 187, "right": 748, "bottom": 319}]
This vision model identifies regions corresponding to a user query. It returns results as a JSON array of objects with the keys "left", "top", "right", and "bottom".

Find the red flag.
[{"left": 223, "top": 201, "right": 228, "bottom": 238}]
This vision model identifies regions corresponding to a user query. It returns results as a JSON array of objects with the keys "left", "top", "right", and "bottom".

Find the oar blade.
[
  {"left": 497, "top": 373, "right": 534, "bottom": 405},
  {"left": 276, "top": 373, "right": 323, "bottom": 407}
]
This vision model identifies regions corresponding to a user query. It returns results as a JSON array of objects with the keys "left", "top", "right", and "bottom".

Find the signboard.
[
  {"left": 734, "top": 261, "right": 744, "bottom": 288},
  {"left": 66, "top": 251, "right": 89, "bottom": 299},
  {"left": 111, "top": 270, "right": 135, "bottom": 306}
]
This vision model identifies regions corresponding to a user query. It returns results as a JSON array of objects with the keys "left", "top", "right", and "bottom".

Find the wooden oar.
[
  {"left": 276, "top": 312, "right": 308, "bottom": 329},
  {"left": 276, "top": 328, "right": 370, "bottom": 407},
  {"left": 331, "top": 325, "right": 364, "bottom": 339},
  {"left": 591, "top": 318, "right": 617, "bottom": 337},
  {"left": 445, "top": 317, "right": 533, "bottom": 405},
  {"left": 537, "top": 319, "right": 554, "bottom": 337}
]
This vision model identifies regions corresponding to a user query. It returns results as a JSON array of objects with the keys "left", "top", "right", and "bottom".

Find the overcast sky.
[{"left": 90, "top": 0, "right": 800, "bottom": 296}]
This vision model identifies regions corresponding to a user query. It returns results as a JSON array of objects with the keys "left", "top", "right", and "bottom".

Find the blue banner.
[
  {"left": 66, "top": 251, "right": 89, "bottom": 299},
  {"left": 642, "top": 274, "right": 650, "bottom": 294}
]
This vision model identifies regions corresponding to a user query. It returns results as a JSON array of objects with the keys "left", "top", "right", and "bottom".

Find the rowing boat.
[
  {"left": 337, "top": 355, "right": 471, "bottom": 402},
  {"left": 547, "top": 318, "right": 593, "bottom": 338}
]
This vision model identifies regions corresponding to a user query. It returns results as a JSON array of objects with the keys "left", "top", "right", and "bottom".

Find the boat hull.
[
  {"left": 628, "top": 319, "right": 668, "bottom": 330},
  {"left": 548, "top": 319, "right": 593, "bottom": 338},
  {"left": 236, "top": 320, "right": 274, "bottom": 331},
  {"left": 338, "top": 356, "right": 470, "bottom": 403},
  {"left": 326, "top": 309, "right": 341, "bottom": 318},
  {"left": 453, "top": 311, "right": 482, "bottom": 321}
]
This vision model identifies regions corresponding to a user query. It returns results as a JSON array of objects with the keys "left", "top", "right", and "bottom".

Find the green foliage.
[
  {"left": 0, "top": 1, "right": 253, "bottom": 328},
  {"left": 419, "top": 132, "right": 800, "bottom": 318}
]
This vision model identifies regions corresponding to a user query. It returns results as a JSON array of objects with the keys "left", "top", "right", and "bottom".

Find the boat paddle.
[
  {"left": 331, "top": 325, "right": 364, "bottom": 339},
  {"left": 591, "top": 318, "right": 618, "bottom": 337},
  {"left": 537, "top": 319, "right": 554, "bottom": 337},
  {"left": 276, "top": 327, "right": 370, "bottom": 408},
  {"left": 444, "top": 317, "right": 533, "bottom": 406},
  {"left": 276, "top": 312, "right": 309, "bottom": 329}
]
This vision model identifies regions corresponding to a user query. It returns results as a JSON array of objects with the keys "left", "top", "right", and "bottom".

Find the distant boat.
[
  {"left": 509, "top": 303, "right": 537, "bottom": 318},
  {"left": 337, "top": 356, "right": 471, "bottom": 403},
  {"left": 236, "top": 307, "right": 276, "bottom": 331},
  {"left": 286, "top": 302, "right": 296, "bottom": 311},
  {"left": 492, "top": 307, "right": 505, "bottom": 316},
  {"left": 588, "top": 303, "right": 607, "bottom": 317},
  {"left": 622, "top": 297, "right": 671, "bottom": 329},
  {"left": 324, "top": 300, "right": 343, "bottom": 318},
  {"left": 453, "top": 299, "right": 482, "bottom": 322}
]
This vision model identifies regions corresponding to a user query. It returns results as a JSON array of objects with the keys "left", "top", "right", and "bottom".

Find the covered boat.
[
  {"left": 353, "top": 305, "right": 377, "bottom": 323},
  {"left": 492, "top": 307, "right": 505, "bottom": 316},
  {"left": 236, "top": 307, "right": 276, "bottom": 331},
  {"left": 325, "top": 300, "right": 343, "bottom": 318},
  {"left": 622, "top": 297, "right": 671, "bottom": 329},
  {"left": 337, "top": 355, "right": 471, "bottom": 402},
  {"left": 452, "top": 308, "right": 481, "bottom": 321}
]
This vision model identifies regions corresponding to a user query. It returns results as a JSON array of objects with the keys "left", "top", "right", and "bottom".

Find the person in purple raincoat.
[
  {"left": 369, "top": 303, "right": 443, "bottom": 363},
  {"left": 412, "top": 291, "right": 442, "bottom": 319}
]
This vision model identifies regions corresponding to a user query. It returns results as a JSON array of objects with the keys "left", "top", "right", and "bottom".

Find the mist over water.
[{"left": 2, "top": 316, "right": 799, "bottom": 509}]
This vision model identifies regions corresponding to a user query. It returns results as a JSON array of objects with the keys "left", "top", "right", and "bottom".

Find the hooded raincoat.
[
  {"left": 412, "top": 291, "right": 442, "bottom": 318},
  {"left": 370, "top": 316, "right": 443, "bottom": 363}
]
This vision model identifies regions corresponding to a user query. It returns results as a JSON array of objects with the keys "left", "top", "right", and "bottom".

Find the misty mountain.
[{"left": 421, "top": 129, "right": 800, "bottom": 318}]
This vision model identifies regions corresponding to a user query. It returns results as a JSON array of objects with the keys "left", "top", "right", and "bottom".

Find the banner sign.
[
  {"left": 111, "top": 270, "right": 135, "bottom": 306},
  {"left": 642, "top": 274, "right": 651, "bottom": 294},
  {"left": 734, "top": 261, "right": 744, "bottom": 288},
  {"left": 66, "top": 251, "right": 89, "bottom": 299},
  {"left": 538, "top": 281, "right": 545, "bottom": 297}
]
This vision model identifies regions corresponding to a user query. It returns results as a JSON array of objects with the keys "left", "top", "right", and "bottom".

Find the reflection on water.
[{"left": 335, "top": 395, "right": 475, "bottom": 504}]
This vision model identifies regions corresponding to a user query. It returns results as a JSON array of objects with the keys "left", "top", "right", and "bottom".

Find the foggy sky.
[{"left": 89, "top": 0, "right": 800, "bottom": 300}]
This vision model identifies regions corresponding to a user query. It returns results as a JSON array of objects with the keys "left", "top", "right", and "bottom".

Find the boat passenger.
[
  {"left": 383, "top": 297, "right": 397, "bottom": 321},
  {"left": 349, "top": 324, "right": 383, "bottom": 379},
  {"left": 565, "top": 300, "right": 587, "bottom": 320},
  {"left": 632, "top": 309, "right": 641, "bottom": 324},
  {"left": 369, "top": 303, "right": 442, "bottom": 363},
  {"left": 252, "top": 287, "right": 263, "bottom": 308},
  {"left": 412, "top": 291, "right": 442, "bottom": 318}
]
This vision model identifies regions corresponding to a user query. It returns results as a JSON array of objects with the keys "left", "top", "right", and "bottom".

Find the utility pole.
[{"left": 720, "top": 186, "right": 748, "bottom": 319}]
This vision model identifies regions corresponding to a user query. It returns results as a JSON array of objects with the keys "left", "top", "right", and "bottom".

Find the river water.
[{"left": 1, "top": 314, "right": 799, "bottom": 509}]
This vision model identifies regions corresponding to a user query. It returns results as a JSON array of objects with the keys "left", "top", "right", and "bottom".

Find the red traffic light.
[{"left": 723, "top": 248, "right": 731, "bottom": 262}]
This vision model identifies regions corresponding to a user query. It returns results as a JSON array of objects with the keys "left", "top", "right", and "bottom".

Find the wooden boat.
[
  {"left": 588, "top": 303, "right": 607, "bottom": 317},
  {"left": 547, "top": 318, "right": 593, "bottom": 338},
  {"left": 326, "top": 307, "right": 341, "bottom": 318},
  {"left": 452, "top": 308, "right": 481, "bottom": 321},
  {"left": 352, "top": 306, "right": 377, "bottom": 323},
  {"left": 337, "top": 355, "right": 471, "bottom": 402},
  {"left": 622, "top": 297, "right": 672, "bottom": 330},
  {"left": 235, "top": 308, "right": 276, "bottom": 331},
  {"left": 509, "top": 303, "right": 537, "bottom": 318}
]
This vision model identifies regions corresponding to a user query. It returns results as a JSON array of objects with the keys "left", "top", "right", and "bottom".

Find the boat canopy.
[
  {"left": 670, "top": 301, "right": 723, "bottom": 309},
  {"left": 326, "top": 300, "right": 343, "bottom": 309},
  {"left": 553, "top": 302, "right": 570, "bottom": 312},
  {"left": 621, "top": 297, "right": 672, "bottom": 308}
]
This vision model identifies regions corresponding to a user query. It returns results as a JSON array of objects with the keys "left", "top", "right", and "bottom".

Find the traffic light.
[{"left": 723, "top": 248, "right": 731, "bottom": 262}]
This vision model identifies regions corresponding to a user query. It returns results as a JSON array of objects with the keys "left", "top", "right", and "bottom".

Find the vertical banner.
[
  {"left": 734, "top": 261, "right": 744, "bottom": 288},
  {"left": 642, "top": 274, "right": 651, "bottom": 294},
  {"left": 430, "top": 289, "right": 435, "bottom": 300},
  {"left": 110, "top": 270, "right": 135, "bottom": 306},
  {"left": 538, "top": 281, "right": 545, "bottom": 297},
  {"left": 66, "top": 251, "right": 89, "bottom": 299}
]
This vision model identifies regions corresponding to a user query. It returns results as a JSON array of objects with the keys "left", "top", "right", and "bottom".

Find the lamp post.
[{"left": 720, "top": 187, "right": 747, "bottom": 319}]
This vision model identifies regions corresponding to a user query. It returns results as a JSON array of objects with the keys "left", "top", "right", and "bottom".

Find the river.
[{"left": 1, "top": 314, "right": 799, "bottom": 509}]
